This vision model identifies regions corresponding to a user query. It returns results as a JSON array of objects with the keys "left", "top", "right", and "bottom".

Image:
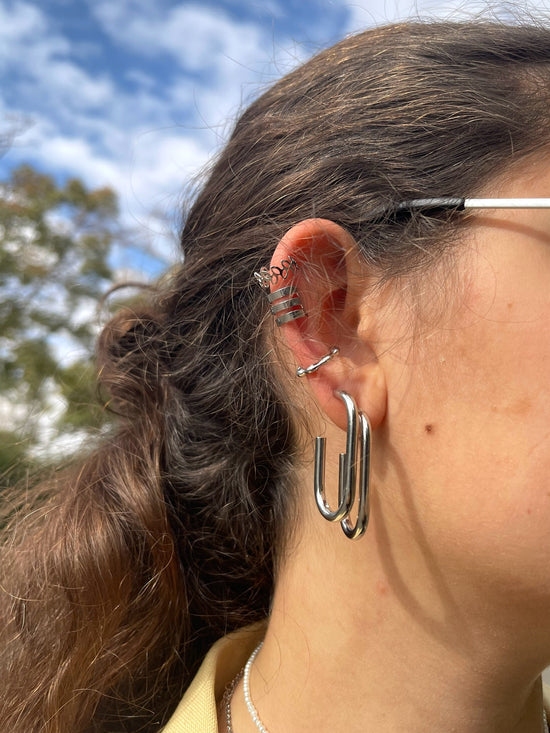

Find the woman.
[{"left": 3, "top": 17, "right": 550, "bottom": 733}]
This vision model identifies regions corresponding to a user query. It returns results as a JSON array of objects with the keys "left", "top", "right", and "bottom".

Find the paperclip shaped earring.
[
  {"left": 341, "top": 409, "right": 370, "bottom": 539},
  {"left": 314, "top": 391, "right": 371, "bottom": 539}
]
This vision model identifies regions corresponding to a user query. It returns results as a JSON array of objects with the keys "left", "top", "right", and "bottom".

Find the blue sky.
[{"left": 1, "top": 0, "right": 549, "bottom": 272}]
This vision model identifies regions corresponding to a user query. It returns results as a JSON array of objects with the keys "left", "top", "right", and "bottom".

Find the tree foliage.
[{"left": 0, "top": 164, "right": 137, "bottom": 483}]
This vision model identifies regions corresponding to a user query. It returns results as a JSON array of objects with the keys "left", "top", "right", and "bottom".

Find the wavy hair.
[{"left": 2, "top": 20, "right": 550, "bottom": 732}]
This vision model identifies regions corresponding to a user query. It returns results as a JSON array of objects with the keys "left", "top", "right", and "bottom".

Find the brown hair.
[{"left": 2, "top": 20, "right": 550, "bottom": 732}]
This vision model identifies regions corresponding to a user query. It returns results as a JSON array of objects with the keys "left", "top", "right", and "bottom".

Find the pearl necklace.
[
  {"left": 242, "top": 643, "right": 269, "bottom": 732},
  {"left": 224, "top": 643, "right": 550, "bottom": 733},
  {"left": 223, "top": 643, "right": 268, "bottom": 733}
]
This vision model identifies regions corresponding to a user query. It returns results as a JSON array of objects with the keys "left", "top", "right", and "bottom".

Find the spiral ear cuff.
[{"left": 268, "top": 285, "right": 306, "bottom": 326}]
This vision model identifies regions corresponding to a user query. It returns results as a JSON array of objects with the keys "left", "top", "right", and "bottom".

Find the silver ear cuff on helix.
[
  {"left": 253, "top": 258, "right": 307, "bottom": 327},
  {"left": 296, "top": 347, "right": 339, "bottom": 377},
  {"left": 268, "top": 285, "right": 306, "bottom": 327},
  {"left": 314, "top": 391, "right": 371, "bottom": 540},
  {"left": 253, "top": 258, "right": 298, "bottom": 289}
]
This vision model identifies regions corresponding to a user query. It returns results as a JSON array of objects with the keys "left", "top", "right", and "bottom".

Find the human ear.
[{"left": 268, "top": 218, "right": 387, "bottom": 431}]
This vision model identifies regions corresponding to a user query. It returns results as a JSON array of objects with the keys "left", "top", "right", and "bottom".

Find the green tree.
[{"left": 0, "top": 164, "right": 150, "bottom": 483}]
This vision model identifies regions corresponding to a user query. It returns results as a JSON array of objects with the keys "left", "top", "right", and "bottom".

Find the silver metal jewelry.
[
  {"left": 296, "top": 346, "right": 339, "bottom": 378},
  {"left": 254, "top": 258, "right": 298, "bottom": 290},
  {"left": 544, "top": 708, "right": 549, "bottom": 733},
  {"left": 275, "top": 309, "right": 306, "bottom": 325},
  {"left": 243, "top": 642, "right": 270, "bottom": 733},
  {"left": 223, "top": 643, "right": 270, "bottom": 733},
  {"left": 222, "top": 669, "right": 243, "bottom": 733},
  {"left": 314, "top": 391, "right": 371, "bottom": 539},
  {"left": 270, "top": 296, "right": 302, "bottom": 315},
  {"left": 268, "top": 285, "right": 306, "bottom": 327},
  {"left": 267, "top": 285, "right": 296, "bottom": 303}
]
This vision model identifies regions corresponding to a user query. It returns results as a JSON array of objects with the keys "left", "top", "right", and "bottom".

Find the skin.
[{"left": 221, "top": 158, "right": 550, "bottom": 732}]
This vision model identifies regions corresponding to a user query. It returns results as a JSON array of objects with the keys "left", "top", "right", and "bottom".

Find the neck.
[{"left": 229, "top": 500, "right": 549, "bottom": 733}]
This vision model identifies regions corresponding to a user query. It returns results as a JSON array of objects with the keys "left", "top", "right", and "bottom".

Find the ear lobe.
[{"left": 267, "top": 218, "right": 387, "bottom": 433}]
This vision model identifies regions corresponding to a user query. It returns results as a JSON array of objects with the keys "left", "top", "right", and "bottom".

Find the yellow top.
[
  {"left": 162, "top": 624, "right": 550, "bottom": 733},
  {"left": 162, "top": 624, "right": 265, "bottom": 733}
]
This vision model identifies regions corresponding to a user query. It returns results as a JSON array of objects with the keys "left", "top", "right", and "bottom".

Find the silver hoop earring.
[{"left": 314, "top": 391, "right": 371, "bottom": 540}]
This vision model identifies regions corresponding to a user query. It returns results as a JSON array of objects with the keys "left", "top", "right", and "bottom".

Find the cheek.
[
  {"left": 418, "top": 237, "right": 550, "bottom": 452},
  {"left": 383, "top": 290, "right": 550, "bottom": 573},
  {"left": 380, "top": 227, "right": 550, "bottom": 553}
]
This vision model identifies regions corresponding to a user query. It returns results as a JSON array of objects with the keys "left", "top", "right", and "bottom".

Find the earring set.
[
  {"left": 254, "top": 258, "right": 371, "bottom": 539},
  {"left": 296, "top": 345, "right": 371, "bottom": 541}
]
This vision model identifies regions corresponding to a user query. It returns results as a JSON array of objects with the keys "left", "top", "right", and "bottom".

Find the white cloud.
[
  {"left": 0, "top": 1, "right": 51, "bottom": 52},
  {"left": 91, "top": 0, "right": 306, "bottom": 119},
  {"left": 37, "top": 135, "right": 126, "bottom": 191},
  {"left": 92, "top": 1, "right": 267, "bottom": 71},
  {"left": 127, "top": 130, "right": 210, "bottom": 206},
  {"left": 40, "top": 60, "right": 114, "bottom": 111}
]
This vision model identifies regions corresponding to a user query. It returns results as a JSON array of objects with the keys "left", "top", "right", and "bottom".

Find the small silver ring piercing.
[{"left": 296, "top": 347, "right": 339, "bottom": 378}]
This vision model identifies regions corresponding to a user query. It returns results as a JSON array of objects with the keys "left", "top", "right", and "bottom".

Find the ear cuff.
[
  {"left": 253, "top": 258, "right": 306, "bottom": 327},
  {"left": 268, "top": 285, "right": 306, "bottom": 326}
]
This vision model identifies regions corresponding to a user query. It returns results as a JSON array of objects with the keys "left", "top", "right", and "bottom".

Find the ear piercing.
[{"left": 296, "top": 347, "right": 339, "bottom": 377}]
